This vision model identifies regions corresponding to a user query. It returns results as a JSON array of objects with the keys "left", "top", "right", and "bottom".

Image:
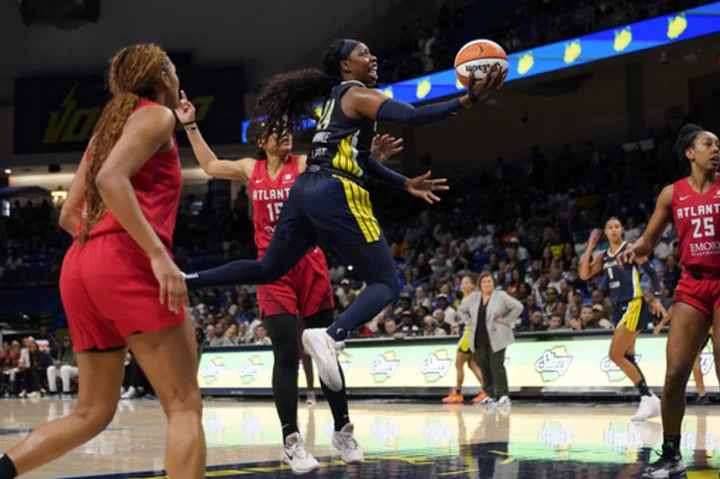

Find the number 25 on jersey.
[{"left": 692, "top": 217, "right": 715, "bottom": 238}]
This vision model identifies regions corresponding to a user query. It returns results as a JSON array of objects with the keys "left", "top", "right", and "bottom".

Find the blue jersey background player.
[
  {"left": 184, "top": 38, "right": 505, "bottom": 391},
  {"left": 580, "top": 217, "right": 666, "bottom": 421}
]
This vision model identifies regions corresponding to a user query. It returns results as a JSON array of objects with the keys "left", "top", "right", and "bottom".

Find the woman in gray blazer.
[{"left": 458, "top": 272, "right": 523, "bottom": 405}]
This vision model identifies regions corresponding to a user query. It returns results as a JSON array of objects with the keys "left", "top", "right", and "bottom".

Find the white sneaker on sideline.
[
  {"left": 282, "top": 432, "right": 320, "bottom": 474},
  {"left": 302, "top": 329, "right": 343, "bottom": 392},
  {"left": 478, "top": 396, "right": 496, "bottom": 406},
  {"left": 332, "top": 423, "right": 364, "bottom": 464},
  {"left": 27, "top": 391, "right": 41, "bottom": 399},
  {"left": 631, "top": 394, "right": 661, "bottom": 422},
  {"left": 497, "top": 395, "right": 511, "bottom": 406},
  {"left": 121, "top": 386, "right": 137, "bottom": 400}
]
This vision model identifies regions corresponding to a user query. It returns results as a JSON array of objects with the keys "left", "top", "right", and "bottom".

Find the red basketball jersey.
[
  {"left": 84, "top": 99, "right": 183, "bottom": 249},
  {"left": 247, "top": 155, "right": 300, "bottom": 253},
  {"left": 671, "top": 176, "right": 720, "bottom": 273}
]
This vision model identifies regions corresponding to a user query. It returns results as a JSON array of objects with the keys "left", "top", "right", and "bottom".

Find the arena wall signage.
[
  {"left": 198, "top": 335, "right": 716, "bottom": 395},
  {"left": 14, "top": 66, "right": 245, "bottom": 154},
  {"left": 241, "top": 1, "right": 720, "bottom": 142}
]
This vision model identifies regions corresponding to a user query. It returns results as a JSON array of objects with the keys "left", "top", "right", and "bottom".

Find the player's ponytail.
[
  {"left": 674, "top": 123, "right": 704, "bottom": 165},
  {"left": 78, "top": 44, "right": 168, "bottom": 245},
  {"left": 253, "top": 40, "right": 348, "bottom": 140}
]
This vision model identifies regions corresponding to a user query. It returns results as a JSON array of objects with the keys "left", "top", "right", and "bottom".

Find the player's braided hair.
[
  {"left": 252, "top": 39, "right": 351, "bottom": 142},
  {"left": 78, "top": 44, "right": 169, "bottom": 245},
  {"left": 674, "top": 123, "right": 704, "bottom": 166}
]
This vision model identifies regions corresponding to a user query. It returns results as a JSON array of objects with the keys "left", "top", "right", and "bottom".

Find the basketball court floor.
[{"left": 1, "top": 398, "right": 718, "bottom": 478}]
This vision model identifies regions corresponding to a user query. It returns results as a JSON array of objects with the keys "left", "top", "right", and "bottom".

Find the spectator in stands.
[
  {"left": 225, "top": 324, "right": 240, "bottom": 344},
  {"left": 460, "top": 272, "right": 522, "bottom": 405},
  {"left": 663, "top": 255, "right": 681, "bottom": 295},
  {"left": 252, "top": 324, "right": 272, "bottom": 346},
  {"left": 522, "top": 311, "right": 549, "bottom": 332},
  {"left": 380, "top": 318, "right": 398, "bottom": 339},
  {"left": 413, "top": 287, "right": 432, "bottom": 311},
  {"left": 591, "top": 290, "right": 612, "bottom": 319},
  {"left": 34, "top": 325, "right": 58, "bottom": 359},
  {"left": 1, "top": 342, "right": 20, "bottom": 397},
  {"left": 394, "top": 294, "right": 413, "bottom": 317},
  {"left": 19, "top": 340, "right": 51, "bottom": 398},
  {"left": 422, "top": 316, "right": 447, "bottom": 336},
  {"left": 210, "top": 324, "right": 234, "bottom": 347},
  {"left": 588, "top": 304, "right": 613, "bottom": 329},
  {"left": 397, "top": 311, "right": 420, "bottom": 337},
  {"left": 46, "top": 337, "right": 78, "bottom": 397},
  {"left": 542, "top": 287, "right": 566, "bottom": 321},
  {"left": 548, "top": 314, "right": 564, "bottom": 330},
  {"left": 521, "top": 295, "right": 541, "bottom": 328},
  {"left": 433, "top": 309, "right": 452, "bottom": 335},
  {"left": 435, "top": 294, "right": 457, "bottom": 325},
  {"left": 205, "top": 325, "right": 217, "bottom": 344},
  {"left": 336, "top": 279, "right": 353, "bottom": 310}
]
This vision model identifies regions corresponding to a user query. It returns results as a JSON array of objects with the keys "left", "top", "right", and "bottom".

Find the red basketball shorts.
[
  {"left": 256, "top": 247, "right": 334, "bottom": 318},
  {"left": 673, "top": 270, "right": 720, "bottom": 320},
  {"left": 60, "top": 233, "right": 184, "bottom": 352}
]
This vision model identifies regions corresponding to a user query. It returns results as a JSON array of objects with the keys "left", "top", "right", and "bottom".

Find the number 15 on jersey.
[{"left": 267, "top": 202, "right": 283, "bottom": 223}]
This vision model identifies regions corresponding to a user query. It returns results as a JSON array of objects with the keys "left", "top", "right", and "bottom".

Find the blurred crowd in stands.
[{"left": 0, "top": 117, "right": 691, "bottom": 352}]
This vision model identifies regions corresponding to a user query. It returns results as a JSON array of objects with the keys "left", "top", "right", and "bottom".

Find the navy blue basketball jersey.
[
  {"left": 602, "top": 242, "right": 643, "bottom": 303},
  {"left": 307, "top": 81, "right": 376, "bottom": 181}
]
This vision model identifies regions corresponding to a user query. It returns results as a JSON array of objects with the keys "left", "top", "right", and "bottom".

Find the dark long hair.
[
  {"left": 252, "top": 39, "right": 349, "bottom": 141},
  {"left": 674, "top": 123, "right": 704, "bottom": 167}
]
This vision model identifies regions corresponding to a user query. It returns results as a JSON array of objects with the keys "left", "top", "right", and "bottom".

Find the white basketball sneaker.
[
  {"left": 302, "top": 328, "right": 343, "bottom": 392},
  {"left": 631, "top": 394, "right": 661, "bottom": 422},
  {"left": 282, "top": 432, "right": 320, "bottom": 474},
  {"left": 332, "top": 423, "right": 364, "bottom": 464}
]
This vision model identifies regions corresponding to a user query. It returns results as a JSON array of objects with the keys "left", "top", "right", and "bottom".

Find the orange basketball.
[{"left": 454, "top": 39, "right": 509, "bottom": 87}]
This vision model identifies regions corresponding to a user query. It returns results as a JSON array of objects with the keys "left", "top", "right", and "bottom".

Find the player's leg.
[
  {"left": 296, "top": 319, "right": 315, "bottom": 403},
  {"left": 324, "top": 235, "right": 400, "bottom": 342},
  {"left": 644, "top": 301, "right": 709, "bottom": 477},
  {"left": 468, "top": 355, "right": 487, "bottom": 403},
  {"left": 185, "top": 182, "right": 316, "bottom": 289},
  {"left": 263, "top": 311, "right": 320, "bottom": 474},
  {"left": 126, "top": 315, "right": 205, "bottom": 479},
  {"left": 692, "top": 354, "right": 707, "bottom": 399},
  {"left": 474, "top": 347, "right": 495, "bottom": 403},
  {"left": 303, "top": 309, "right": 363, "bottom": 464},
  {"left": 264, "top": 312, "right": 303, "bottom": 439},
  {"left": 1, "top": 350, "right": 125, "bottom": 477}
]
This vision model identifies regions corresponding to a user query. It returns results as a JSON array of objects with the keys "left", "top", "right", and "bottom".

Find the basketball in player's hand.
[{"left": 455, "top": 40, "right": 509, "bottom": 88}]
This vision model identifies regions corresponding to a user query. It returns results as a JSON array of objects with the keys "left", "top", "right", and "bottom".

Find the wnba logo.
[{"left": 464, "top": 63, "right": 491, "bottom": 74}]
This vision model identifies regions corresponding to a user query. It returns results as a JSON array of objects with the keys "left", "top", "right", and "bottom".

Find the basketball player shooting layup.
[
  {"left": 184, "top": 39, "right": 505, "bottom": 393},
  {"left": 177, "top": 92, "right": 402, "bottom": 473}
]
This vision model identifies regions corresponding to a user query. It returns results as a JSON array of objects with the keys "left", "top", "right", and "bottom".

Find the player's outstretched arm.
[
  {"left": 579, "top": 230, "right": 604, "bottom": 280},
  {"left": 618, "top": 185, "right": 674, "bottom": 267},
  {"left": 344, "top": 65, "right": 504, "bottom": 126},
  {"left": 175, "top": 90, "right": 254, "bottom": 181}
]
